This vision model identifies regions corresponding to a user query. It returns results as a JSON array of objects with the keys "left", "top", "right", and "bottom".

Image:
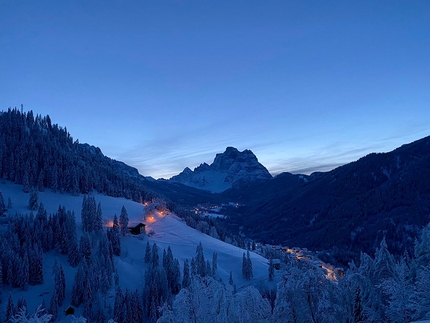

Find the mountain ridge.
[{"left": 222, "top": 135, "right": 430, "bottom": 260}]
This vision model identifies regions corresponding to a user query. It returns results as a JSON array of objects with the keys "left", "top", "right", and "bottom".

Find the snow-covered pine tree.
[
  {"left": 79, "top": 233, "right": 92, "bottom": 265},
  {"left": 109, "top": 214, "right": 121, "bottom": 256},
  {"left": 28, "top": 244, "right": 43, "bottom": 285},
  {"left": 49, "top": 293, "right": 58, "bottom": 322},
  {"left": 212, "top": 252, "right": 217, "bottom": 277},
  {"left": 182, "top": 259, "right": 191, "bottom": 289},
  {"left": 242, "top": 252, "right": 247, "bottom": 280},
  {"left": 268, "top": 256, "right": 274, "bottom": 281},
  {"left": 144, "top": 241, "right": 151, "bottom": 263},
  {"left": 5, "top": 293, "right": 14, "bottom": 322},
  {"left": 195, "top": 242, "right": 206, "bottom": 277},
  {"left": 229, "top": 271, "right": 233, "bottom": 286},
  {"left": 247, "top": 250, "right": 253, "bottom": 280},
  {"left": 206, "top": 260, "right": 212, "bottom": 277},
  {"left": 353, "top": 287, "right": 365, "bottom": 323},
  {"left": 113, "top": 286, "right": 125, "bottom": 323},
  {"left": 151, "top": 243, "right": 159, "bottom": 268},
  {"left": 381, "top": 255, "right": 415, "bottom": 323},
  {"left": 71, "top": 260, "right": 88, "bottom": 307},
  {"left": 0, "top": 191, "right": 6, "bottom": 215},
  {"left": 242, "top": 250, "right": 253, "bottom": 280},
  {"left": 54, "top": 265, "right": 66, "bottom": 307},
  {"left": 94, "top": 202, "right": 103, "bottom": 234},
  {"left": 19, "top": 251, "right": 29, "bottom": 290},
  {"left": 28, "top": 190, "right": 38, "bottom": 211},
  {"left": 66, "top": 211, "right": 80, "bottom": 267},
  {"left": 119, "top": 205, "right": 129, "bottom": 236}
]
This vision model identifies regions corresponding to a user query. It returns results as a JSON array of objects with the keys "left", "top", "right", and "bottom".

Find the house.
[
  {"left": 65, "top": 306, "right": 75, "bottom": 316},
  {"left": 129, "top": 223, "right": 146, "bottom": 235}
]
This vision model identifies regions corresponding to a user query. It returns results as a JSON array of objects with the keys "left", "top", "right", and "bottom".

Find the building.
[{"left": 129, "top": 223, "right": 146, "bottom": 235}]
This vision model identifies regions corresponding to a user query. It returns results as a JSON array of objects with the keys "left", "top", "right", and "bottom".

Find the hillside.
[
  {"left": 224, "top": 135, "right": 430, "bottom": 258},
  {"left": 0, "top": 180, "right": 273, "bottom": 321},
  {"left": 0, "top": 108, "right": 158, "bottom": 202}
]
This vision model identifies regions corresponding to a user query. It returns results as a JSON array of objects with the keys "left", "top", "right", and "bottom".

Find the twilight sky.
[{"left": 1, "top": 1, "right": 430, "bottom": 179}]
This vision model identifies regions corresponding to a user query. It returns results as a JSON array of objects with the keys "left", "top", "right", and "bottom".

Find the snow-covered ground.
[{"left": 0, "top": 180, "right": 276, "bottom": 320}]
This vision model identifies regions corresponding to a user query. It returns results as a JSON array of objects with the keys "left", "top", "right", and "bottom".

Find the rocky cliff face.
[{"left": 169, "top": 147, "right": 272, "bottom": 192}]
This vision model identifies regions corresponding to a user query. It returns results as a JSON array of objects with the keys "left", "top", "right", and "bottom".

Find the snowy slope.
[{"left": 0, "top": 180, "right": 275, "bottom": 320}]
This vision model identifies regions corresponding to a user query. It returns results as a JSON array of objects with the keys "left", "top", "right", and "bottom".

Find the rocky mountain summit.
[{"left": 169, "top": 147, "right": 272, "bottom": 192}]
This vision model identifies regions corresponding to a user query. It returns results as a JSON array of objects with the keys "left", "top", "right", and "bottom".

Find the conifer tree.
[
  {"left": 229, "top": 271, "right": 234, "bottom": 286},
  {"left": 182, "top": 259, "right": 191, "bottom": 289},
  {"left": 119, "top": 205, "right": 129, "bottom": 236},
  {"left": 79, "top": 233, "right": 92, "bottom": 265},
  {"left": 114, "top": 286, "right": 125, "bottom": 323},
  {"left": 151, "top": 243, "right": 159, "bottom": 268},
  {"left": 28, "top": 190, "right": 39, "bottom": 211},
  {"left": 0, "top": 191, "right": 6, "bottom": 215},
  {"left": 144, "top": 241, "right": 151, "bottom": 263},
  {"left": 242, "top": 253, "right": 247, "bottom": 280},
  {"left": 268, "top": 257, "right": 274, "bottom": 281},
  {"left": 195, "top": 242, "right": 206, "bottom": 277},
  {"left": 94, "top": 202, "right": 103, "bottom": 233},
  {"left": 5, "top": 293, "right": 14, "bottom": 322},
  {"left": 109, "top": 215, "right": 121, "bottom": 256},
  {"left": 55, "top": 265, "right": 66, "bottom": 307},
  {"left": 242, "top": 250, "right": 253, "bottom": 281},
  {"left": 49, "top": 293, "right": 58, "bottom": 322},
  {"left": 212, "top": 252, "right": 218, "bottom": 277},
  {"left": 353, "top": 287, "right": 365, "bottom": 323}
]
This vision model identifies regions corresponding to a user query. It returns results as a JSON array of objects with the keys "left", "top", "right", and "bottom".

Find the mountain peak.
[{"left": 170, "top": 147, "right": 272, "bottom": 192}]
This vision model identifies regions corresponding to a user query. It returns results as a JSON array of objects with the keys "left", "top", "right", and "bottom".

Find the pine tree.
[
  {"left": 268, "top": 257, "right": 274, "bottom": 281},
  {"left": 0, "top": 191, "right": 6, "bottom": 215},
  {"left": 182, "top": 259, "right": 191, "bottom": 289},
  {"left": 212, "top": 252, "right": 217, "bottom": 277},
  {"left": 229, "top": 271, "right": 234, "bottom": 286},
  {"left": 195, "top": 242, "right": 206, "bottom": 277},
  {"left": 114, "top": 286, "right": 124, "bottom": 323},
  {"left": 353, "top": 287, "right": 365, "bottom": 323},
  {"left": 191, "top": 257, "right": 196, "bottom": 276},
  {"left": 144, "top": 241, "right": 151, "bottom": 263},
  {"left": 49, "top": 292, "right": 58, "bottom": 322},
  {"left": 55, "top": 265, "right": 66, "bottom": 307},
  {"left": 206, "top": 260, "right": 212, "bottom": 277},
  {"left": 242, "top": 253, "right": 247, "bottom": 280},
  {"left": 79, "top": 233, "right": 92, "bottom": 265},
  {"left": 242, "top": 250, "right": 253, "bottom": 280},
  {"left": 5, "top": 293, "right": 14, "bottom": 322},
  {"left": 247, "top": 250, "right": 253, "bottom": 280},
  {"left": 119, "top": 205, "right": 129, "bottom": 236},
  {"left": 19, "top": 252, "right": 29, "bottom": 290},
  {"left": 151, "top": 243, "right": 159, "bottom": 268},
  {"left": 95, "top": 202, "right": 103, "bottom": 233},
  {"left": 17, "top": 297, "right": 28, "bottom": 317},
  {"left": 28, "top": 190, "right": 39, "bottom": 211},
  {"left": 110, "top": 214, "right": 121, "bottom": 256}
]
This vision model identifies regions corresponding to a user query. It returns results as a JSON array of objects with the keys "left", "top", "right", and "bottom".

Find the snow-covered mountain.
[{"left": 169, "top": 147, "right": 272, "bottom": 193}]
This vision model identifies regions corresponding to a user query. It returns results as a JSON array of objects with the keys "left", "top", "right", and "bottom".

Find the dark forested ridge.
[
  {"left": 225, "top": 135, "right": 430, "bottom": 258},
  {"left": 0, "top": 108, "right": 153, "bottom": 201}
]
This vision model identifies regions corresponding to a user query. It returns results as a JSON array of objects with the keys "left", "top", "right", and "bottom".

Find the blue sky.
[{"left": 1, "top": 1, "right": 430, "bottom": 179}]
